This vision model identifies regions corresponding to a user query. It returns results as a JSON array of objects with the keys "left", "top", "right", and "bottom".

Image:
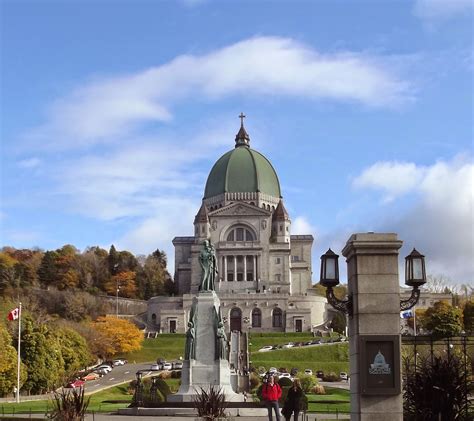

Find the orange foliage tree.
[
  {"left": 90, "top": 316, "right": 142, "bottom": 358},
  {"left": 104, "top": 271, "right": 137, "bottom": 298}
]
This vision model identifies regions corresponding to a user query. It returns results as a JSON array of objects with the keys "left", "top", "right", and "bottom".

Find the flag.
[
  {"left": 400, "top": 310, "right": 413, "bottom": 319},
  {"left": 7, "top": 308, "right": 20, "bottom": 321}
]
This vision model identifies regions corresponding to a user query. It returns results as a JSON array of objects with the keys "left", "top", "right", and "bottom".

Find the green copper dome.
[{"left": 204, "top": 146, "right": 281, "bottom": 199}]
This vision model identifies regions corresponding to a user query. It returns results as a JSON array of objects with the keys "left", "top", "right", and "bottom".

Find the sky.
[{"left": 1, "top": 0, "right": 473, "bottom": 285}]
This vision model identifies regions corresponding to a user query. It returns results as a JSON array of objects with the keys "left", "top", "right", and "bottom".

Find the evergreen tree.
[
  {"left": 108, "top": 245, "right": 119, "bottom": 276},
  {"left": 37, "top": 251, "right": 59, "bottom": 287},
  {"left": 463, "top": 301, "right": 474, "bottom": 334}
]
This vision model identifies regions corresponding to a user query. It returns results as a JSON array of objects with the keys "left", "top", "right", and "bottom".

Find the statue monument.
[{"left": 168, "top": 240, "right": 243, "bottom": 402}]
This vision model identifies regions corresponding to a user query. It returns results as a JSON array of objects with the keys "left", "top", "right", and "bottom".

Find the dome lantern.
[{"left": 235, "top": 112, "right": 250, "bottom": 148}]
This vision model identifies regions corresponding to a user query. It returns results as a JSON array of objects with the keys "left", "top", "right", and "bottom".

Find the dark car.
[
  {"left": 316, "top": 370, "right": 324, "bottom": 379},
  {"left": 311, "top": 340, "right": 322, "bottom": 345},
  {"left": 290, "top": 368, "right": 299, "bottom": 376},
  {"left": 304, "top": 341, "right": 313, "bottom": 346}
]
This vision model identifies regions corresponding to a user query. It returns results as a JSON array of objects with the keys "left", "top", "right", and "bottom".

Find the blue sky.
[{"left": 1, "top": 0, "right": 473, "bottom": 284}]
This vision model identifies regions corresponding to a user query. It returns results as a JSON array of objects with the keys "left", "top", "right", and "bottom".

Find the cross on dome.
[{"left": 235, "top": 112, "right": 250, "bottom": 147}]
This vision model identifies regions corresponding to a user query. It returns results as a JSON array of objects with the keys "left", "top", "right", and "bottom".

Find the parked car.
[
  {"left": 282, "top": 342, "right": 294, "bottom": 349},
  {"left": 82, "top": 372, "right": 100, "bottom": 381},
  {"left": 258, "top": 345, "right": 273, "bottom": 352},
  {"left": 311, "top": 340, "right": 322, "bottom": 345},
  {"left": 279, "top": 372, "right": 291, "bottom": 379},
  {"left": 162, "top": 362, "right": 173, "bottom": 370},
  {"left": 340, "top": 372, "right": 349, "bottom": 381},
  {"left": 290, "top": 368, "right": 299, "bottom": 376},
  {"left": 96, "top": 364, "right": 112, "bottom": 373},
  {"left": 268, "top": 367, "right": 277, "bottom": 374},
  {"left": 316, "top": 370, "right": 324, "bottom": 378},
  {"left": 93, "top": 368, "right": 108, "bottom": 376},
  {"left": 66, "top": 379, "right": 85, "bottom": 388},
  {"left": 113, "top": 359, "right": 127, "bottom": 366},
  {"left": 173, "top": 362, "right": 183, "bottom": 369},
  {"left": 150, "top": 364, "right": 161, "bottom": 371},
  {"left": 304, "top": 369, "right": 313, "bottom": 376},
  {"left": 304, "top": 341, "right": 313, "bottom": 346}
]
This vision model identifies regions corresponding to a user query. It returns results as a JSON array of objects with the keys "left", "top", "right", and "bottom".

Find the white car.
[
  {"left": 150, "top": 364, "right": 161, "bottom": 371},
  {"left": 162, "top": 362, "right": 173, "bottom": 370},
  {"left": 279, "top": 372, "right": 291, "bottom": 379},
  {"left": 268, "top": 367, "right": 277, "bottom": 374},
  {"left": 258, "top": 346, "right": 273, "bottom": 352},
  {"left": 340, "top": 372, "right": 349, "bottom": 381},
  {"left": 304, "top": 369, "right": 313, "bottom": 376},
  {"left": 173, "top": 362, "right": 183, "bottom": 369},
  {"left": 282, "top": 342, "right": 295, "bottom": 349},
  {"left": 96, "top": 364, "right": 112, "bottom": 373},
  {"left": 113, "top": 359, "right": 127, "bottom": 366}
]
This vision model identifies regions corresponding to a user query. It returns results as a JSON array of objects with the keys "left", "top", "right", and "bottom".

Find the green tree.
[
  {"left": 420, "top": 301, "right": 463, "bottom": 338},
  {"left": 37, "top": 251, "right": 59, "bottom": 287},
  {"left": 463, "top": 301, "right": 474, "bottom": 334},
  {"left": 0, "top": 324, "right": 24, "bottom": 397},
  {"left": 108, "top": 245, "right": 119, "bottom": 276},
  {"left": 57, "top": 327, "right": 92, "bottom": 376},
  {"left": 330, "top": 311, "right": 346, "bottom": 335}
]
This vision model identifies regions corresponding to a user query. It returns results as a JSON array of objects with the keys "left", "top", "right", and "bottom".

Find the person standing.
[
  {"left": 262, "top": 375, "right": 282, "bottom": 421},
  {"left": 283, "top": 378, "right": 305, "bottom": 421}
]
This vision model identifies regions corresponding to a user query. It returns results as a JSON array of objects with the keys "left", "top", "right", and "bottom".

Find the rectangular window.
[
  {"left": 237, "top": 272, "right": 243, "bottom": 282},
  {"left": 247, "top": 272, "right": 253, "bottom": 281},
  {"left": 275, "top": 274, "right": 281, "bottom": 283},
  {"left": 276, "top": 257, "right": 281, "bottom": 264},
  {"left": 227, "top": 273, "right": 234, "bottom": 282},
  {"left": 291, "top": 255, "right": 300, "bottom": 262},
  {"left": 236, "top": 228, "right": 244, "bottom": 241}
]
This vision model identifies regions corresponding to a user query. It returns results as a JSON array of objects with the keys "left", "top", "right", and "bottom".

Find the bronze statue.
[
  {"left": 199, "top": 239, "right": 218, "bottom": 291},
  {"left": 216, "top": 321, "right": 228, "bottom": 360}
]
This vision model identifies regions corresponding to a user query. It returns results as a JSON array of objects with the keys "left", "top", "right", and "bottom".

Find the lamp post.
[
  {"left": 116, "top": 280, "right": 120, "bottom": 318},
  {"left": 319, "top": 247, "right": 427, "bottom": 314},
  {"left": 133, "top": 371, "right": 144, "bottom": 407}
]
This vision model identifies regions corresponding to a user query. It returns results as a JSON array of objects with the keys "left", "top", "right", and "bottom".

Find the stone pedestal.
[
  {"left": 168, "top": 291, "right": 243, "bottom": 402},
  {"left": 342, "top": 233, "right": 403, "bottom": 421}
]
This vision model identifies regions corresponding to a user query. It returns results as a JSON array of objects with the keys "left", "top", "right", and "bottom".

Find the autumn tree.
[
  {"left": 90, "top": 316, "right": 142, "bottom": 358},
  {"left": 104, "top": 271, "right": 137, "bottom": 298},
  {"left": 420, "top": 301, "right": 464, "bottom": 338},
  {"left": 0, "top": 253, "right": 19, "bottom": 295}
]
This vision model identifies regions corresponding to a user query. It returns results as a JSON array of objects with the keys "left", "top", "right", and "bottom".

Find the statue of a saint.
[
  {"left": 216, "top": 321, "right": 228, "bottom": 360},
  {"left": 184, "top": 321, "right": 195, "bottom": 360},
  {"left": 199, "top": 240, "right": 218, "bottom": 291}
]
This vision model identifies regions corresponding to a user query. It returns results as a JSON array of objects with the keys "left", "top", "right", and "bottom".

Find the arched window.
[
  {"left": 272, "top": 308, "right": 283, "bottom": 328},
  {"left": 230, "top": 307, "right": 242, "bottom": 332},
  {"left": 252, "top": 308, "right": 262, "bottom": 328},
  {"left": 226, "top": 226, "right": 255, "bottom": 241},
  {"left": 151, "top": 313, "right": 157, "bottom": 324}
]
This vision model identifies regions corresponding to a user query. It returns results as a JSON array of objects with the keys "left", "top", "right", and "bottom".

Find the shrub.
[
  {"left": 312, "top": 384, "right": 326, "bottom": 395},
  {"left": 323, "top": 372, "right": 339, "bottom": 382},
  {"left": 278, "top": 377, "right": 293, "bottom": 387},
  {"left": 192, "top": 386, "right": 229, "bottom": 420},
  {"left": 279, "top": 367, "right": 288, "bottom": 373},
  {"left": 171, "top": 370, "right": 181, "bottom": 379},
  {"left": 158, "top": 371, "right": 172, "bottom": 380},
  {"left": 257, "top": 366, "right": 266, "bottom": 375},
  {"left": 48, "top": 387, "right": 90, "bottom": 420},
  {"left": 297, "top": 374, "right": 317, "bottom": 392},
  {"left": 151, "top": 376, "right": 171, "bottom": 397},
  {"left": 403, "top": 355, "right": 471, "bottom": 420},
  {"left": 249, "top": 372, "right": 261, "bottom": 390}
]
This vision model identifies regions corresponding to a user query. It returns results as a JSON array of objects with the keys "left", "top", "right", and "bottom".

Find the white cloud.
[
  {"left": 23, "top": 36, "right": 412, "bottom": 150},
  {"left": 17, "top": 157, "right": 41, "bottom": 169},
  {"left": 353, "top": 156, "right": 474, "bottom": 283},
  {"left": 414, "top": 0, "right": 473, "bottom": 21},
  {"left": 292, "top": 216, "right": 317, "bottom": 236}
]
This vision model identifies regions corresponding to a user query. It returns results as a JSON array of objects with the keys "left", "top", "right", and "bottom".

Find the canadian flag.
[{"left": 7, "top": 308, "right": 20, "bottom": 321}]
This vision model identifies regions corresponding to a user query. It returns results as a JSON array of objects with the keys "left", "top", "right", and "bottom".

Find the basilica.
[{"left": 147, "top": 117, "right": 327, "bottom": 333}]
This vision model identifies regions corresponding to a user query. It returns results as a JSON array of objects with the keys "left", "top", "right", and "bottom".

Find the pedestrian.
[
  {"left": 282, "top": 378, "right": 305, "bottom": 421},
  {"left": 262, "top": 375, "right": 282, "bottom": 421}
]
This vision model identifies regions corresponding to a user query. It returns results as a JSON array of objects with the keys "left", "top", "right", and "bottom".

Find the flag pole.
[{"left": 16, "top": 302, "right": 21, "bottom": 403}]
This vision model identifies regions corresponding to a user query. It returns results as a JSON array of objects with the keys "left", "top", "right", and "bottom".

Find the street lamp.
[
  {"left": 400, "top": 248, "right": 427, "bottom": 310},
  {"left": 319, "top": 249, "right": 352, "bottom": 315},
  {"left": 116, "top": 280, "right": 120, "bottom": 318},
  {"left": 320, "top": 247, "right": 427, "bottom": 314}
]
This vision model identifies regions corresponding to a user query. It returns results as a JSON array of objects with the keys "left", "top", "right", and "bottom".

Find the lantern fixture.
[
  {"left": 400, "top": 248, "right": 427, "bottom": 311},
  {"left": 319, "top": 249, "right": 352, "bottom": 315}
]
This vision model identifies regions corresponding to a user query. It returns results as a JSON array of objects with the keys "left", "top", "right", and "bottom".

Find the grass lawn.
[
  {"left": 250, "top": 341, "right": 349, "bottom": 374},
  {"left": 122, "top": 335, "right": 186, "bottom": 363},
  {"left": 307, "top": 387, "right": 350, "bottom": 413}
]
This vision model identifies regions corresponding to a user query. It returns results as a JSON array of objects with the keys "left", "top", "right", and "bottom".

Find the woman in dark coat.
[{"left": 283, "top": 378, "right": 305, "bottom": 421}]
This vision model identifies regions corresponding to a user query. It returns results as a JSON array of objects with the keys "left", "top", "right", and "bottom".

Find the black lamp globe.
[
  {"left": 405, "top": 248, "right": 426, "bottom": 287},
  {"left": 320, "top": 248, "right": 340, "bottom": 288}
]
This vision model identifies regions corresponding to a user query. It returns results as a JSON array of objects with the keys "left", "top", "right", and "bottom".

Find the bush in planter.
[
  {"left": 48, "top": 387, "right": 90, "bottom": 420},
  {"left": 312, "top": 384, "right": 326, "bottom": 395},
  {"left": 192, "top": 385, "right": 230, "bottom": 420},
  {"left": 249, "top": 372, "right": 261, "bottom": 390},
  {"left": 296, "top": 374, "right": 317, "bottom": 393}
]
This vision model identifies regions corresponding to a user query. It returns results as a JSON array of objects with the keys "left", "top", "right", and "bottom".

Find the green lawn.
[
  {"left": 123, "top": 335, "right": 186, "bottom": 363},
  {"left": 307, "top": 387, "right": 350, "bottom": 413},
  {"left": 250, "top": 340, "right": 349, "bottom": 374}
]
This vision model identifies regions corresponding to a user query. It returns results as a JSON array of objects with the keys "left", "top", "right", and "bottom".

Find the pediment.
[{"left": 210, "top": 202, "right": 270, "bottom": 217}]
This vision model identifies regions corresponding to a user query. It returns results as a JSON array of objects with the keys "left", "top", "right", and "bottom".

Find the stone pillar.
[
  {"left": 342, "top": 233, "right": 403, "bottom": 421},
  {"left": 253, "top": 256, "right": 257, "bottom": 281},
  {"left": 224, "top": 256, "right": 228, "bottom": 282},
  {"left": 233, "top": 256, "right": 237, "bottom": 281}
]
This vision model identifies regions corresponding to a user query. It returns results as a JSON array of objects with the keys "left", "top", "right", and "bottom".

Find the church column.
[
  {"left": 244, "top": 255, "right": 247, "bottom": 281},
  {"left": 253, "top": 256, "right": 257, "bottom": 281},
  {"left": 224, "top": 256, "right": 228, "bottom": 282},
  {"left": 233, "top": 256, "right": 237, "bottom": 281}
]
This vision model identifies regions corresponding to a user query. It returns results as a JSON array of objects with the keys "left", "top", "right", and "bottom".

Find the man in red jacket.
[{"left": 262, "top": 375, "right": 282, "bottom": 421}]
